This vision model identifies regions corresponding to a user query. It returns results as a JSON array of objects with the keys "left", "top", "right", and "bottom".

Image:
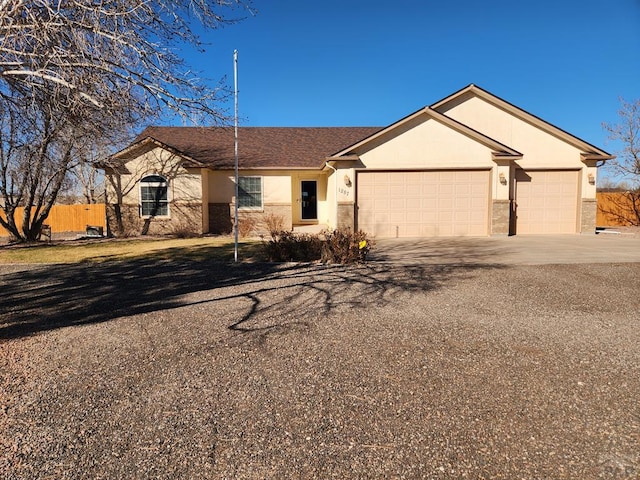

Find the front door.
[{"left": 301, "top": 180, "right": 317, "bottom": 220}]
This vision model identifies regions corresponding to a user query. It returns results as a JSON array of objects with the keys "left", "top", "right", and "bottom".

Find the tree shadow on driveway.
[
  {"left": 0, "top": 241, "right": 506, "bottom": 340},
  {"left": 370, "top": 237, "right": 512, "bottom": 265}
]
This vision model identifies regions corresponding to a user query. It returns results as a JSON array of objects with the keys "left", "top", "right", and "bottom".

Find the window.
[
  {"left": 238, "top": 176, "right": 262, "bottom": 209},
  {"left": 140, "top": 175, "right": 169, "bottom": 217}
]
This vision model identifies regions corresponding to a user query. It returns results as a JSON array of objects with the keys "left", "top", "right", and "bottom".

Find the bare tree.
[
  {"left": 0, "top": 96, "right": 99, "bottom": 239},
  {"left": 70, "top": 144, "right": 110, "bottom": 205},
  {"left": 602, "top": 98, "right": 640, "bottom": 225},
  {"left": 0, "top": 0, "right": 249, "bottom": 241}
]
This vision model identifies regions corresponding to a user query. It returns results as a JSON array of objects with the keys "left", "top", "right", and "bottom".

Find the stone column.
[
  {"left": 580, "top": 198, "right": 597, "bottom": 234},
  {"left": 491, "top": 199, "right": 511, "bottom": 235},
  {"left": 337, "top": 202, "right": 355, "bottom": 231}
]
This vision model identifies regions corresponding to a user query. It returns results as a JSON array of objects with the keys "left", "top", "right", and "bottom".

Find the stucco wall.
[
  {"left": 436, "top": 96, "right": 587, "bottom": 171},
  {"left": 207, "top": 170, "right": 331, "bottom": 231},
  {"left": 107, "top": 147, "right": 203, "bottom": 205},
  {"left": 207, "top": 170, "right": 292, "bottom": 204},
  {"left": 357, "top": 116, "right": 497, "bottom": 170},
  {"left": 105, "top": 147, "right": 205, "bottom": 236}
]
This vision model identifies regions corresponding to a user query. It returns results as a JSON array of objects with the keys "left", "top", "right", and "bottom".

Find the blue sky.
[{"left": 184, "top": 0, "right": 639, "bottom": 156}]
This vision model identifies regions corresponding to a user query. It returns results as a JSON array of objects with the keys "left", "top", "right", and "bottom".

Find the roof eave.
[
  {"left": 581, "top": 153, "right": 616, "bottom": 161},
  {"left": 97, "top": 164, "right": 131, "bottom": 175},
  {"left": 205, "top": 165, "right": 324, "bottom": 171},
  {"left": 491, "top": 153, "right": 523, "bottom": 161},
  {"left": 110, "top": 137, "right": 156, "bottom": 160},
  {"left": 325, "top": 154, "right": 361, "bottom": 162}
]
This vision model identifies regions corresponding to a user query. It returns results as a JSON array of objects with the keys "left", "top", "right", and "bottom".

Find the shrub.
[
  {"left": 170, "top": 217, "right": 200, "bottom": 238},
  {"left": 262, "top": 230, "right": 323, "bottom": 262},
  {"left": 238, "top": 216, "right": 257, "bottom": 238},
  {"left": 321, "top": 229, "right": 373, "bottom": 264},
  {"left": 262, "top": 228, "right": 374, "bottom": 264},
  {"left": 263, "top": 213, "right": 286, "bottom": 238}
]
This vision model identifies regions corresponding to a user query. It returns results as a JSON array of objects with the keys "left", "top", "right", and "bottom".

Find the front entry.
[{"left": 301, "top": 180, "right": 318, "bottom": 220}]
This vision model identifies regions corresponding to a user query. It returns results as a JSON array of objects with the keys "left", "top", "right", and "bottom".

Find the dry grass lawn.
[{"left": 0, "top": 237, "right": 264, "bottom": 264}]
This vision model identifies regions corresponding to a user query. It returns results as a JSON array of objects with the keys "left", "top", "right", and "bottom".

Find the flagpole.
[{"left": 233, "top": 50, "right": 239, "bottom": 263}]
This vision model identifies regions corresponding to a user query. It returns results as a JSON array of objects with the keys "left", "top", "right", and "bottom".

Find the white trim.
[
  {"left": 300, "top": 179, "right": 318, "bottom": 221},
  {"left": 139, "top": 174, "right": 170, "bottom": 218},
  {"left": 237, "top": 175, "right": 263, "bottom": 211}
]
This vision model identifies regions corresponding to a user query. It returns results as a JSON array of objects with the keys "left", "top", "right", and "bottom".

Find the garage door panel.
[
  {"left": 438, "top": 184, "right": 454, "bottom": 195},
  {"left": 516, "top": 170, "right": 578, "bottom": 234},
  {"left": 406, "top": 211, "right": 421, "bottom": 222},
  {"left": 405, "top": 184, "right": 421, "bottom": 196},
  {"left": 356, "top": 170, "right": 489, "bottom": 238},
  {"left": 389, "top": 198, "right": 405, "bottom": 210}
]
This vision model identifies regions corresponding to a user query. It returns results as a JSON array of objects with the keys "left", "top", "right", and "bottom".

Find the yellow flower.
[{"left": 358, "top": 240, "right": 367, "bottom": 250}]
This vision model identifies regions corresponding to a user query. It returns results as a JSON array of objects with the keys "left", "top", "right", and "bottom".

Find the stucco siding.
[
  {"left": 437, "top": 96, "right": 585, "bottom": 170},
  {"left": 104, "top": 147, "right": 205, "bottom": 236},
  {"left": 207, "top": 170, "right": 293, "bottom": 205},
  {"left": 357, "top": 116, "right": 497, "bottom": 170},
  {"left": 112, "top": 147, "right": 203, "bottom": 206}
]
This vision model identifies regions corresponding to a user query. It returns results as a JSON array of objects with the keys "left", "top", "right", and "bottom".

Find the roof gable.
[
  {"left": 431, "top": 84, "right": 613, "bottom": 160},
  {"left": 329, "top": 106, "right": 522, "bottom": 161}
]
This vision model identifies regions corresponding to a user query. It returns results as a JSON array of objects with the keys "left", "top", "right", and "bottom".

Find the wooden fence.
[
  {"left": 0, "top": 204, "right": 106, "bottom": 236},
  {"left": 596, "top": 192, "right": 639, "bottom": 227}
]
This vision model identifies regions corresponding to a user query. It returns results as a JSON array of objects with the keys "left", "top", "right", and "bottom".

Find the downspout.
[{"left": 325, "top": 161, "right": 338, "bottom": 230}]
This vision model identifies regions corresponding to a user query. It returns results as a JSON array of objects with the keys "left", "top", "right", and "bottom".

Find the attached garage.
[
  {"left": 514, "top": 169, "right": 579, "bottom": 234},
  {"left": 356, "top": 170, "right": 490, "bottom": 238}
]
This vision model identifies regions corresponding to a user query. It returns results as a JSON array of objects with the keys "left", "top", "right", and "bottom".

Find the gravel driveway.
[{"left": 1, "top": 255, "right": 639, "bottom": 478}]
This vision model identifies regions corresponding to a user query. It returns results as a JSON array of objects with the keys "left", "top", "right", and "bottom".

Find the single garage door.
[
  {"left": 357, "top": 170, "right": 490, "bottom": 238},
  {"left": 515, "top": 169, "right": 579, "bottom": 234}
]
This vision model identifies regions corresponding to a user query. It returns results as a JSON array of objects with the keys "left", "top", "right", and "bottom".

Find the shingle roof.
[{"left": 124, "top": 126, "right": 382, "bottom": 169}]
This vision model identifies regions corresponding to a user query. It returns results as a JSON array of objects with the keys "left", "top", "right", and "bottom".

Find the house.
[{"left": 101, "top": 85, "right": 613, "bottom": 238}]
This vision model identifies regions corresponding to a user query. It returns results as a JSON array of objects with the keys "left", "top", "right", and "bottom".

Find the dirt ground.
[{"left": 1, "top": 259, "right": 639, "bottom": 479}]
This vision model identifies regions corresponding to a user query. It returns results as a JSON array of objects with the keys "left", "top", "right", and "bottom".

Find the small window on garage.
[
  {"left": 238, "top": 176, "right": 263, "bottom": 209},
  {"left": 140, "top": 174, "right": 169, "bottom": 217}
]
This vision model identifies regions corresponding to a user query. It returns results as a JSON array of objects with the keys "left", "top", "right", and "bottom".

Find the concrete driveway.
[{"left": 371, "top": 232, "right": 640, "bottom": 265}]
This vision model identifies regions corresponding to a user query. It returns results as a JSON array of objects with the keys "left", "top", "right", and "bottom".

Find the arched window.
[{"left": 140, "top": 175, "right": 169, "bottom": 217}]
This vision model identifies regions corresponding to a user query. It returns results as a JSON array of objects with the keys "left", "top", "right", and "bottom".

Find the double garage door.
[
  {"left": 357, "top": 170, "right": 490, "bottom": 238},
  {"left": 356, "top": 169, "right": 579, "bottom": 238}
]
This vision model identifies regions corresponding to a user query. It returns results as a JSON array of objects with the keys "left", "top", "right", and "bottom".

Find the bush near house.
[
  {"left": 321, "top": 229, "right": 373, "bottom": 264},
  {"left": 262, "top": 231, "right": 323, "bottom": 262},
  {"left": 262, "top": 229, "right": 373, "bottom": 264}
]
